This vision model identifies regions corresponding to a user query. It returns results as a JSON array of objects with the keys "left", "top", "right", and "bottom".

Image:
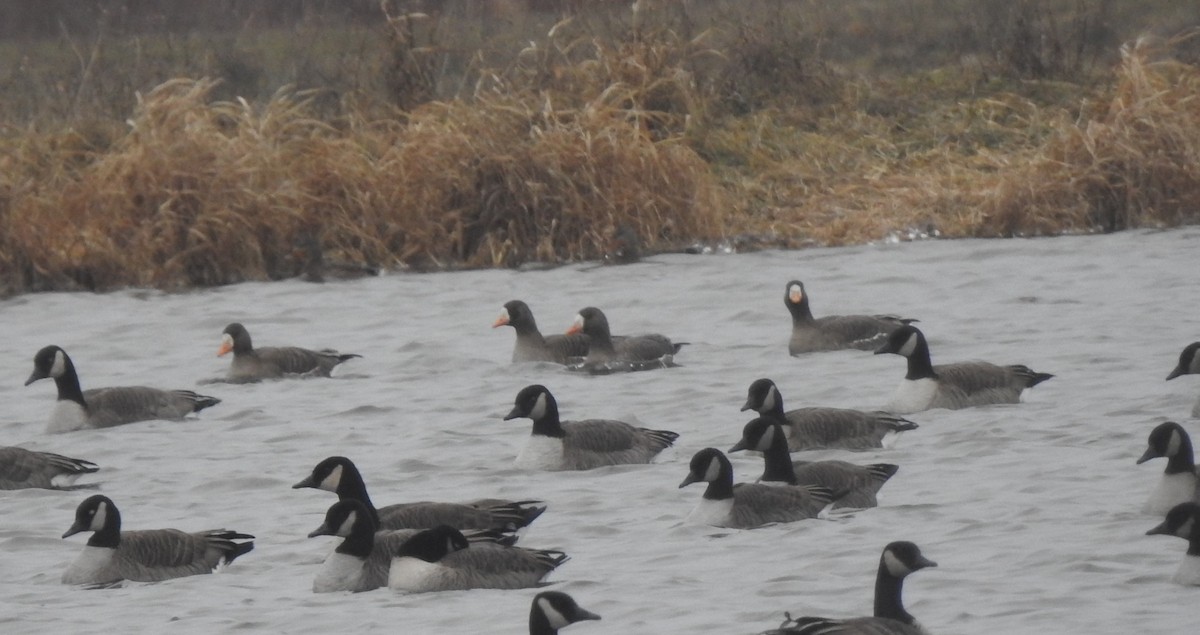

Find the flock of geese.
[{"left": 3, "top": 280, "right": 1200, "bottom": 633}]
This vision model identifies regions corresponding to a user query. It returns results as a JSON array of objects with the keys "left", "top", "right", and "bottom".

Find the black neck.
[
  {"left": 335, "top": 467, "right": 381, "bottom": 525},
  {"left": 873, "top": 560, "right": 914, "bottom": 624},
  {"left": 1164, "top": 433, "right": 1197, "bottom": 475},
  {"left": 1187, "top": 535, "right": 1200, "bottom": 558},
  {"left": 530, "top": 396, "right": 566, "bottom": 438},
  {"left": 528, "top": 609, "right": 559, "bottom": 635},
  {"left": 760, "top": 429, "right": 798, "bottom": 485},
  {"left": 789, "top": 297, "right": 815, "bottom": 324},
  {"left": 333, "top": 515, "right": 377, "bottom": 559},
  {"left": 86, "top": 509, "right": 121, "bottom": 549},
  {"left": 53, "top": 356, "right": 89, "bottom": 408},
  {"left": 904, "top": 337, "right": 937, "bottom": 381},
  {"left": 702, "top": 462, "right": 736, "bottom": 501}
]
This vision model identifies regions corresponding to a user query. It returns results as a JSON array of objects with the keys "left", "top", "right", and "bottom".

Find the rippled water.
[{"left": 1, "top": 227, "right": 1197, "bottom": 634}]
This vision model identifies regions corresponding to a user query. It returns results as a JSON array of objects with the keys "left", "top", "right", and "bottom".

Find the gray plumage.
[
  {"left": 729, "top": 417, "right": 899, "bottom": 509},
  {"left": 218, "top": 322, "right": 360, "bottom": 381},
  {"left": 1137, "top": 421, "right": 1200, "bottom": 515},
  {"left": 387, "top": 525, "right": 569, "bottom": 592},
  {"left": 765, "top": 616, "right": 927, "bottom": 635},
  {"left": 504, "top": 385, "right": 679, "bottom": 470},
  {"left": 0, "top": 446, "right": 98, "bottom": 490},
  {"left": 61, "top": 494, "right": 253, "bottom": 585},
  {"left": 25, "top": 345, "right": 221, "bottom": 433},
  {"left": 1166, "top": 342, "right": 1200, "bottom": 418},
  {"left": 874, "top": 325, "right": 1052, "bottom": 413},
  {"left": 494, "top": 300, "right": 590, "bottom": 364},
  {"left": 785, "top": 280, "right": 915, "bottom": 355},
  {"left": 567, "top": 307, "right": 683, "bottom": 372},
  {"left": 679, "top": 448, "right": 833, "bottom": 529},
  {"left": 742, "top": 379, "right": 917, "bottom": 451}
]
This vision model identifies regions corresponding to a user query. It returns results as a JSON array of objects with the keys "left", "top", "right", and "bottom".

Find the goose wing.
[
  {"left": 439, "top": 543, "right": 568, "bottom": 589},
  {"left": 813, "top": 315, "right": 908, "bottom": 350},
  {"left": 116, "top": 528, "right": 253, "bottom": 582},
  {"left": 83, "top": 387, "right": 218, "bottom": 426},
  {"left": 0, "top": 447, "right": 98, "bottom": 490},
  {"left": 256, "top": 345, "right": 358, "bottom": 376},
  {"left": 764, "top": 616, "right": 923, "bottom": 635},
  {"left": 730, "top": 483, "right": 832, "bottom": 527},
  {"left": 784, "top": 408, "right": 912, "bottom": 450}
]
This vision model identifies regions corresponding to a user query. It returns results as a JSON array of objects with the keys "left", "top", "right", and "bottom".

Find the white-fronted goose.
[
  {"left": 504, "top": 385, "right": 679, "bottom": 471},
  {"left": 0, "top": 446, "right": 98, "bottom": 490},
  {"left": 1146, "top": 502, "right": 1200, "bottom": 586},
  {"left": 26, "top": 345, "right": 221, "bottom": 434},
  {"left": 785, "top": 280, "right": 916, "bottom": 355},
  {"left": 1138, "top": 422, "right": 1200, "bottom": 515},
  {"left": 730, "top": 417, "right": 899, "bottom": 509},
  {"left": 494, "top": 300, "right": 590, "bottom": 364},
  {"left": 874, "top": 325, "right": 1053, "bottom": 413},
  {"left": 307, "top": 500, "right": 518, "bottom": 593},
  {"left": 678, "top": 448, "right": 832, "bottom": 529},
  {"left": 530, "top": 591, "right": 601, "bottom": 634},
  {"left": 742, "top": 379, "right": 917, "bottom": 451},
  {"left": 61, "top": 495, "right": 253, "bottom": 585},
  {"left": 217, "top": 322, "right": 360, "bottom": 381},
  {"left": 293, "top": 456, "right": 546, "bottom": 532},
  {"left": 387, "top": 525, "right": 569, "bottom": 592},
  {"left": 1167, "top": 342, "right": 1200, "bottom": 418},
  {"left": 760, "top": 541, "right": 937, "bottom": 634},
  {"left": 566, "top": 307, "right": 683, "bottom": 372}
]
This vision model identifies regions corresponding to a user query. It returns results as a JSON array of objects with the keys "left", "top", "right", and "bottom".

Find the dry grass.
[{"left": 0, "top": 1, "right": 1198, "bottom": 296}]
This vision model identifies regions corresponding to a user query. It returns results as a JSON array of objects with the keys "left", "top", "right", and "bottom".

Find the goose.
[
  {"left": 729, "top": 417, "right": 899, "bottom": 509},
  {"left": 1137, "top": 422, "right": 1200, "bottom": 515},
  {"left": 1166, "top": 342, "right": 1200, "bottom": 418},
  {"left": 873, "top": 325, "right": 1053, "bottom": 414},
  {"left": 785, "top": 280, "right": 916, "bottom": 355},
  {"left": 504, "top": 384, "right": 679, "bottom": 471},
  {"left": 1146, "top": 502, "right": 1200, "bottom": 586},
  {"left": 0, "top": 446, "right": 98, "bottom": 490},
  {"left": 25, "top": 345, "right": 221, "bottom": 434},
  {"left": 60, "top": 494, "right": 253, "bottom": 585},
  {"left": 678, "top": 448, "right": 833, "bottom": 528},
  {"left": 307, "top": 500, "right": 519, "bottom": 592},
  {"left": 387, "top": 525, "right": 569, "bottom": 592},
  {"left": 530, "top": 591, "right": 601, "bottom": 634},
  {"left": 217, "top": 322, "right": 361, "bottom": 381},
  {"left": 760, "top": 541, "right": 937, "bottom": 635},
  {"left": 293, "top": 456, "right": 546, "bottom": 532},
  {"left": 742, "top": 379, "right": 917, "bottom": 451},
  {"left": 566, "top": 307, "right": 683, "bottom": 372},
  {"left": 494, "top": 300, "right": 590, "bottom": 364},
  {"left": 295, "top": 233, "right": 380, "bottom": 283}
]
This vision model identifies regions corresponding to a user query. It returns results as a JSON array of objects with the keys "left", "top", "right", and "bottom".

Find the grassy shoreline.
[{"left": 1, "top": 1, "right": 1198, "bottom": 296}]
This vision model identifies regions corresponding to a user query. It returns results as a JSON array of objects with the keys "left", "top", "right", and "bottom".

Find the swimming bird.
[
  {"left": 1137, "top": 421, "right": 1200, "bottom": 516},
  {"left": 679, "top": 448, "right": 833, "bottom": 528},
  {"left": 729, "top": 417, "right": 899, "bottom": 509},
  {"left": 1166, "top": 342, "right": 1200, "bottom": 418},
  {"left": 25, "top": 345, "right": 221, "bottom": 434},
  {"left": 387, "top": 525, "right": 569, "bottom": 592},
  {"left": 742, "top": 379, "right": 917, "bottom": 451},
  {"left": 504, "top": 384, "right": 679, "bottom": 471},
  {"left": 785, "top": 280, "right": 916, "bottom": 355},
  {"left": 293, "top": 456, "right": 546, "bottom": 532},
  {"left": 566, "top": 307, "right": 683, "bottom": 372},
  {"left": 217, "top": 322, "right": 360, "bottom": 381},
  {"left": 294, "top": 233, "right": 380, "bottom": 283},
  {"left": 873, "top": 325, "right": 1053, "bottom": 413},
  {"left": 760, "top": 541, "right": 937, "bottom": 634},
  {"left": 60, "top": 494, "right": 254, "bottom": 586},
  {"left": 1146, "top": 502, "right": 1200, "bottom": 586},
  {"left": 530, "top": 591, "right": 601, "bottom": 634},
  {"left": 307, "top": 500, "right": 519, "bottom": 593},
  {"left": 0, "top": 446, "right": 98, "bottom": 490},
  {"left": 494, "top": 300, "right": 590, "bottom": 364}
]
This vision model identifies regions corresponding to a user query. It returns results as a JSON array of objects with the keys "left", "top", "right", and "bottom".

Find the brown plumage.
[{"left": 218, "top": 322, "right": 360, "bottom": 381}]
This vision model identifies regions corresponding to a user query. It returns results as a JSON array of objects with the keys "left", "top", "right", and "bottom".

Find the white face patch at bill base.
[{"left": 788, "top": 284, "right": 803, "bottom": 304}]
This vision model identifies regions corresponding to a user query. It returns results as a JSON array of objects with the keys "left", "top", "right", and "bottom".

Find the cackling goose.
[
  {"left": 874, "top": 325, "right": 1053, "bottom": 413},
  {"left": 26, "top": 345, "right": 220, "bottom": 434},
  {"left": 742, "top": 379, "right": 917, "bottom": 451},
  {"left": 785, "top": 280, "right": 916, "bottom": 355},
  {"left": 1138, "top": 422, "right": 1200, "bottom": 515},
  {"left": 679, "top": 448, "right": 833, "bottom": 529},
  {"left": 530, "top": 591, "right": 601, "bottom": 634},
  {"left": 504, "top": 385, "right": 679, "bottom": 471},
  {"left": 387, "top": 525, "right": 569, "bottom": 592},
  {"left": 1146, "top": 502, "right": 1200, "bottom": 586}
]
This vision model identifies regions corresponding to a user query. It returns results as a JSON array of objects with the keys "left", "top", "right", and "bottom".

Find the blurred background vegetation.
[{"left": 0, "top": 0, "right": 1198, "bottom": 294}]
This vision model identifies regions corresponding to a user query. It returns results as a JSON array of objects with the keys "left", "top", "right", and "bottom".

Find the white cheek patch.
[
  {"left": 755, "top": 429, "right": 774, "bottom": 452},
  {"left": 704, "top": 456, "right": 722, "bottom": 482},
  {"left": 1178, "top": 517, "right": 1196, "bottom": 539},
  {"left": 537, "top": 597, "right": 570, "bottom": 629},
  {"left": 529, "top": 392, "right": 547, "bottom": 421},
  {"left": 1167, "top": 430, "right": 1182, "bottom": 457},
  {"left": 336, "top": 510, "right": 357, "bottom": 537},
  {"left": 882, "top": 549, "right": 911, "bottom": 577},
  {"left": 898, "top": 332, "right": 919, "bottom": 357},
  {"left": 91, "top": 501, "right": 108, "bottom": 531},
  {"left": 319, "top": 464, "right": 343, "bottom": 492},
  {"left": 762, "top": 385, "right": 778, "bottom": 412},
  {"left": 50, "top": 350, "right": 67, "bottom": 378}
]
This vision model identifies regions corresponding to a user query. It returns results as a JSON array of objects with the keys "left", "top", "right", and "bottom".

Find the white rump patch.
[
  {"left": 537, "top": 597, "right": 570, "bottom": 629},
  {"left": 897, "top": 332, "right": 919, "bottom": 357},
  {"left": 882, "top": 548, "right": 912, "bottom": 577},
  {"left": 318, "top": 464, "right": 343, "bottom": 492},
  {"left": 529, "top": 392, "right": 547, "bottom": 422},
  {"left": 515, "top": 435, "right": 564, "bottom": 470},
  {"left": 50, "top": 349, "right": 67, "bottom": 378}
]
